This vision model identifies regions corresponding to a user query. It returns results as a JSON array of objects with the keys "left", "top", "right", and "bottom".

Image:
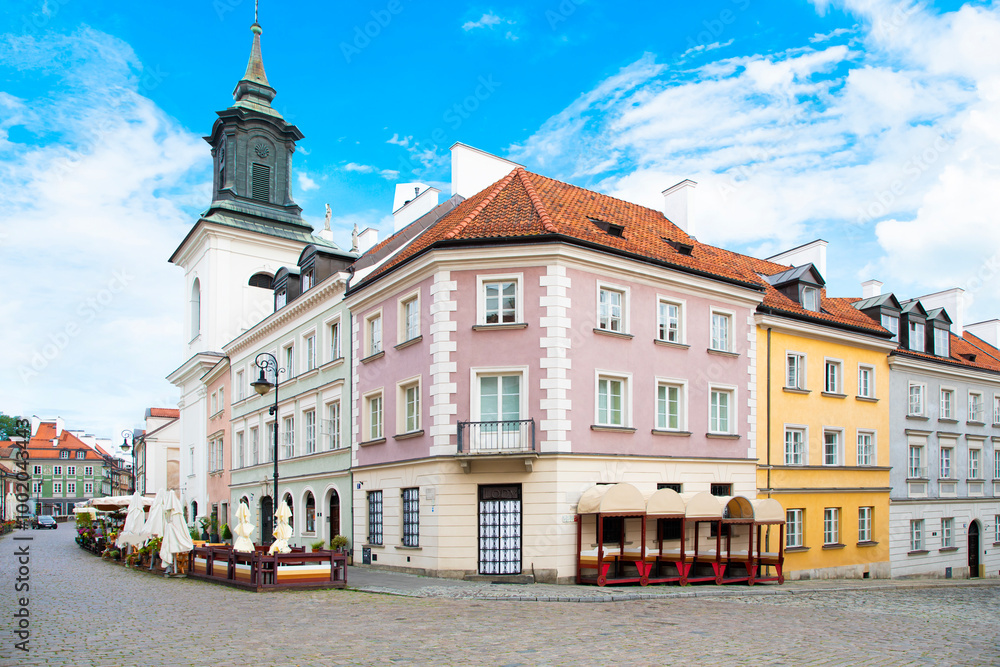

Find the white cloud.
[
  {"left": 810, "top": 27, "right": 853, "bottom": 43},
  {"left": 0, "top": 27, "right": 208, "bottom": 437},
  {"left": 463, "top": 13, "right": 503, "bottom": 31},
  {"left": 506, "top": 3, "right": 1000, "bottom": 320},
  {"left": 386, "top": 133, "right": 411, "bottom": 147},
  {"left": 343, "top": 162, "right": 400, "bottom": 180},
  {"left": 298, "top": 172, "right": 319, "bottom": 191}
]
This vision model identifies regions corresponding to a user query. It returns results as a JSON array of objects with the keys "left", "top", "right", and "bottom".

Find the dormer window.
[
  {"left": 802, "top": 287, "right": 819, "bottom": 312},
  {"left": 934, "top": 328, "right": 949, "bottom": 356},
  {"left": 275, "top": 290, "right": 287, "bottom": 310},
  {"left": 76, "top": 451, "right": 85, "bottom": 459},
  {"left": 60, "top": 450, "right": 69, "bottom": 459},
  {"left": 881, "top": 314, "right": 899, "bottom": 341},
  {"left": 908, "top": 320, "right": 925, "bottom": 353},
  {"left": 591, "top": 218, "right": 625, "bottom": 238},
  {"left": 302, "top": 270, "right": 313, "bottom": 292}
]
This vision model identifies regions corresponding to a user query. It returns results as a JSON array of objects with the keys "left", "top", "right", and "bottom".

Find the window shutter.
[{"left": 251, "top": 163, "right": 270, "bottom": 202}]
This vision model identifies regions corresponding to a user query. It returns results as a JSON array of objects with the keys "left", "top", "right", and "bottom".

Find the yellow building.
[{"left": 746, "top": 251, "right": 898, "bottom": 578}]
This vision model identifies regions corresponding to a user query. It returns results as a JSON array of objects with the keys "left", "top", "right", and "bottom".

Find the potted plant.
[
  {"left": 311, "top": 539, "right": 325, "bottom": 552},
  {"left": 330, "top": 534, "right": 349, "bottom": 553},
  {"left": 221, "top": 523, "right": 232, "bottom": 544},
  {"left": 198, "top": 517, "right": 210, "bottom": 541},
  {"left": 209, "top": 515, "right": 220, "bottom": 542}
]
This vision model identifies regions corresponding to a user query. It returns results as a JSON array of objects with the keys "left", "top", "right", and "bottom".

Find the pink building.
[
  {"left": 347, "top": 148, "right": 765, "bottom": 583},
  {"left": 204, "top": 358, "right": 232, "bottom": 532}
]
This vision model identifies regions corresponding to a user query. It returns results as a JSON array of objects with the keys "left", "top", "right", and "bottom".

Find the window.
[
  {"left": 656, "top": 382, "right": 683, "bottom": 431},
  {"left": 67, "top": 466, "right": 76, "bottom": 476},
  {"left": 857, "top": 432, "right": 874, "bottom": 466},
  {"left": 995, "top": 450, "right": 1000, "bottom": 480},
  {"left": 84, "top": 466, "right": 93, "bottom": 476},
  {"left": 304, "top": 410, "right": 316, "bottom": 454},
  {"left": 908, "top": 445, "right": 925, "bottom": 478},
  {"left": 275, "top": 291, "right": 287, "bottom": 310},
  {"left": 53, "top": 466, "right": 62, "bottom": 475},
  {"left": 597, "top": 376, "right": 626, "bottom": 426},
  {"left": 367, "top": 491, "right": 383, "bottom": 545},
  {"left": 858, "top": 365, "right": 874, "bottom": 398},
  {"left": 710, "top": 311, "right": 731, "bottom": 352},
  {"left": 301, "top": 270, "right": 313, "bottom": 292},
  {"left": 479, "top": 374, "right": 521, "bottom": 427},
  {"left": 709, "top": 388, "right": 733, "bottom": 434},
  {"left": 598, "top": 286, "right": 625, "bottom": 333},
  {"left": 75, "top": 451, "right": 84, "bottom": 460},
  {"left": 823, "top": 508, "right": 840, "bottom": 545},
  {"left": 284, "top": 344, "right": 294, "bottom": 378},
  {"left": 251, "top": 162, "right": 270, "bottom": 201},
  {"left": 481, "top": 278, "right": 518, "bottom": 325},
  {"left": 250, "top": 427, "right": 259, "bottom": 466},
  {"left": 67, "top": 482, "right": 76, "bottom": 495},
  {"left": 802, "top": 286, "right": 819, "bottom": 312},
  {"left": 59, "top": 450, "right": 69, "bottom": 460},
  {"left": 236, "top": 431, "right": 244, "bottom": 469},
  {"left": 658, "top": 483, "right": 682, "bottom": 492},
  {"left": 327, "top": 402, "right": 341, "bottom": 450},
  {"left": 53, "top": 482, "right": 62, "bottom": 494},
  {"left": 940, "top": 447, "right": 953, "bottom": 478},
  {"left": 786, "top": 353, "right": 805, "bottom": 389},
  {"left": 33, "top": 465, "right": 41, "bottom": 475},
  {"left": 657, "top": 299, "right": 682, "bottom": 343},
  {"left": 400, "top": 294, "right": 420, "bottom": 342},
  {"left": 305, "top": 335, "right": 316, "bottom": 372},
  {"left": 400, "top": 381, "right": 420, "bottom": 433},
  {"left": 881, "top": 314, "right": 899, "bottom": 341},
  {"left": 941, "top": 517, "right": 954, "bottom": 548},
  {"left": 858, "top": 507, "right": 872, "bottom": 542},
  {"left": 995, "top": 396, "right": 1000, "bottom": 424},
  {"left": 710, "top": 483, "right": 732, "bottom": 497},
  {"left": 402, "top": 487, "right": 419, "bottom": 547},
  {"left": 208, "top": 438, "right": 223, "bottom": 472},
  {"left": 785, "top": 428, "right": 805, "bottom": 465},
  {"left": 934, "top": 328, "right": 949, "bottom": 356},
  {"left": 366, "top": 392, "right": 384, "bottom": 441},
  {"left": 969, "top": 448, "right": 981, "bottom": 479},
  {"left": 191, "top": 278, "right": 201, "bottom": 339},
  {"left": 281, "top": 417, "right": 294, "bottom": 459},
  {"left": 908, "top": 320, "right": 925, "bottom": 352},
  {"left": 218, "top": 387, "right": 224, "bottom": 410},
  {"left": 941, "top": 389, "right": 954, "bottom": 419},
  {"left": 823, "top": 431, "right": 840, "bottom": 465},
  {"left": 969, "top": 392, "right": 984, "bottom": 422},
  {"left": 32, "top": 481, "right": 42, "bottom": 494},
  {"left": 824, "top": 360, "right": 841, "bottom": 393},
  {"left": 236, "top": 370, "right": 245, "bottom": 401},
  {"left": 910, "top": 519, "right": 924, "bottom": 551},
  {"left": 211, "top": 391, "right": 217, "bottom": 415},
  {"left": 366, "top": 313, "right": 382, "bottom": 356},
  {"left": 786, "top": 509, "right": 804, "bottom": 547},
  {"left": 330, "top": 320, "right": 342, "bottom": 360},
  {"left": 84, "top": 482, "right": 93, "bottom": 495},
  {"left": 305, "top": 493, "right": 315, "bottom": 533},
  {"left": 996, "top": 515, "right": 1000, "bottom": 543},
  {"left": 908, "top": 383, "right": 925, "bottom": 416}
]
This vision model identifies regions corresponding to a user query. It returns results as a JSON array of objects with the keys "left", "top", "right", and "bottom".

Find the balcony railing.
[{"left": 457, "top": 419, "right": 536, "bottom": 454}]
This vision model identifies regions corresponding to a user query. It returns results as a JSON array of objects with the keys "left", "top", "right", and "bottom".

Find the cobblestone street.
[{"left": 2, "top": 527, "right": 998, "bottom": 666}]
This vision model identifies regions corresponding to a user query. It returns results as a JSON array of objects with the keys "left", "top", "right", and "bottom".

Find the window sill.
[
  {"left": 907, "top": 550, "right": 930, "bottom": 556},
  {"left": 472, "top": 323, "right": 528, "bottom": 331},
  {"left": 358, "top": 438, "right": 387, "bottom": 447},
  {"left": 966, "top": 421, "right": 986, "bottom": 427},
  {"left": 651, "top": 429, "right": 692, "bottom": 437},
  {"left": 593, "top": 328, "right": 633, "bottom": 340},
  {"left": 822, "top": 543, "right": 846, "bottom": 550},
  {"left": 360, "top": 351, "right": 385, "bottom": 364},
  {"left": 906, "top": 477, "right": 929, "bottom": 482},
  {"left": 590, "top": 425, "right": 637, "bottom": 433},
  {"left": 706, "top": 433, "right": 740, "bottom": 440},
  {"left": 856, "top": 541, "right": 879, "bottom": 548},
  {"left": 782, "top": 387, "right": 811, "bottom": 395},
  {"left": 707, "top": 349, "right": 739, "bottom": 358},
  {"left": 297, "top": 368, "right": 320, "bottom": 381},
  {"left": 821, "top": 392, "right": 848, "bottom": 399},
  {"left": 395, "top": 545, "right": 422, "bottom": 551},
  {"left": 939, "top": 547, "right": 959, "bottom": 553},
  {"left": 395, "top": 336, "right": 423, "bottom": 351},
  {"left": 937, "top": 477, "right": 958, "bottom": 482},
  {"left": 937, "top": 418, "right": 958, "bottom": 424},
  {"left": 653, "top": 339, "right": 689, "bottom": 349},
  {"left": 393, "top": 430, "right": 424, "bottom": 441},
  {"left": 906, "top": 415, "right": 930, "bottom": 421},
  {"left": 855, "top": 396, "right": 879, "bottom": 403},
  {"left": 363, "top": 544, "right": 385, "bottom": 549},
  {"left": 784, "top": 546, "right": 809, "bottom": 553}
]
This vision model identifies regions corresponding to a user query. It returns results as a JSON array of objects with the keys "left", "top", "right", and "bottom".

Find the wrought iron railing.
[{"left": 457, "top": 419, "right": 535, "bottom": 454}]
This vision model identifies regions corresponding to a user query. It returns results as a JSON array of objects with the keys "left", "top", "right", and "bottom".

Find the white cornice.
[
  {"left": 888, "top": 353, "right": 1000, "bottom": 386},
  {"left": 755, "top": 314, "right": 898, "bottom": 352},
  {"left": 171, "top": 219, "right": 308, "bottom": 270},
  {"left": 167, "top": 352, "right": 226, "bottom": 386}
]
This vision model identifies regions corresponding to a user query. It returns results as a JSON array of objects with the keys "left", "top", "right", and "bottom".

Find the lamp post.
[
  {"left": 120, "top": 430, "right": 142, "bottom": 495},
  {"left": 251, "top": 352, "right": 283, "bottom": 542}
]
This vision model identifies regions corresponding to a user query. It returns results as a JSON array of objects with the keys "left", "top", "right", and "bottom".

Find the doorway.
[
  {"left": 478, "top": 484, "right": 522, "bottom": 575},
  {"left": 260, "top": 495, "right": 273, "bottom": 545},
  {"left": 328, "top": 490, "right": 341, "bottom": 540},
  {"left": 968, "top": 520, "right": 980, "bottom": 578}
]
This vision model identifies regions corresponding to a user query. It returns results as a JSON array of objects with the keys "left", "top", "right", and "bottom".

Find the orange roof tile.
[
  {"left": 892, "top": 332, "right": 1000, "bottom": 375},
  {"left": 147, "top": 408, "right": 180, "bottom": 419}
]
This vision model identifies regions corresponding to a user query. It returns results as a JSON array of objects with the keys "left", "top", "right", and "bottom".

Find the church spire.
[{"left": 233, "top": 16, "right": 279, "bottom": 114}]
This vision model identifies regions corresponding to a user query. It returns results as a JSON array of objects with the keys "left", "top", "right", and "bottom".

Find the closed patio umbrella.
[
  {"left": 233, "top": 501, "right": 255, "bottom": 553},
  {"left": 115, "top": 491, "right": 147, "bottom": 548},
  {"left": 138, "top": 489, "right": 167, "bottom": 545},
  {"left": 268, "top": 500, "right": 292, "bottom": 555},
  {"left": 160, "top": 490, "right": 193, "bottom": 568},
  {"left": 5, "top": 491, "right": 17, "bottom": 521}
]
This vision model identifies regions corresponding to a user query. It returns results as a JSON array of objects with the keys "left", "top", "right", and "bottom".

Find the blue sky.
[{"left": 1, "top": 0, "right": 999, "bottom": 438}]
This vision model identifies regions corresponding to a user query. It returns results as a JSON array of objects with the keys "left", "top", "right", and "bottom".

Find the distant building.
[{"left": 131, "top": 408, "right": 180, "bottom": 496}]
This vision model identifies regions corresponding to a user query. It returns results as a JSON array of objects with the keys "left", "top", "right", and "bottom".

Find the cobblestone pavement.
[{"left": 2, "top": 528, "right": 998, "bottom": 667}]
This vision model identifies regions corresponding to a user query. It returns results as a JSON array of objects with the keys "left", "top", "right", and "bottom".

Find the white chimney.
[
  {"left": 964, "top": 319, "right": 1000, "bottom": 345},
  {"left": 357, "top": 228, "right": 379, "bottom": 254},
  {"left": 862, "top": 280, "right": 883, "bottom": 299},
  {"left": 450, "top": 143, "right": 521, "bottom": 199},
  {"left": 766, "top": 239, "right": 828, "bottom": 280},
  {"left": 918, "top": 288, "right": 965, "bottom": 335},
  {"left": 55, "top": 417, "right": 64, "bottom": 438},
  {"left": 393, "top": 184, "right": 440, "bottom": 232},
  {"left": 661, "top": 180, "right": 697, "bottom": 236}
]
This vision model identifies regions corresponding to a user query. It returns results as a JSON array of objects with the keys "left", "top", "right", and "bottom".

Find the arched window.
[
  {"left": 305, "top": 492, "right": 315, "bottom": 533},
  {"left": 190, "top": 278, "right": 201, "bottom": 340},
  {"left": 283, "top": 493, "right": 294, "bottom": 532},
  {"left": 328, "top": 489, "right": 341, "bottom": 539},
  {"left": 191, "top": 501, "right": 198, "bottom": 525},
  {"left": 248, "top": 272, "right": 273, "bottom": 289}
]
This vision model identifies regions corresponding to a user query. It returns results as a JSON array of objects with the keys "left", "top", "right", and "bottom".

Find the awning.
[
  {"left": 645, "top": 488, "right": 685, "bottom": 516},
  {"left": 577, "top": 483, "right": 645, "bottom": 515},
  {"left": 680, "top": 492, "right": 724, "bottom": 519},
  {"left": 750, "top": 498, "right": 785, "bottom": 524},
  {"left": 82, "top": 495, "right": 153, "bottom": 512}
]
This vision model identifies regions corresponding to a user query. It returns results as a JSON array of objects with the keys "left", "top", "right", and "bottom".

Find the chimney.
[
  {"left": 662, "top": 180, "right": 697, "bottom": 236},
  {"left": 918, "top": 288, "right": 965, "bottom": 335},
  {"left": 862, "top": 280, "right": 883, "bottom": 299},
  {"left": 392, "top": 183, "right": 440, "bottom": 232},
  {"left": 55, "top": 417, "right": 64, "bottom": 438},
  {"left": 357, "top": 228, "right": 379, "bottom": 254},
  {"left": 766, "top": 239, "right": 828, "bottom": 280},
  {"left": 965, "top": 319, "right": 1000, "bottom": 346},
  {"left": 450, "top": 143, "right": 521, "bottom": 199}
]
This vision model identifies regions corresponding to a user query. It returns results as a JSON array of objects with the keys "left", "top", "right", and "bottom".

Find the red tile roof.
[
  {"left": 23, "top": 422, "right": 108, "bottom": 460},
  {"left": 892, "top": 332, "right": 1000, "bottom": 375},
  {"left": 147, "top": 408, "right": 179, "bottom": 419}
]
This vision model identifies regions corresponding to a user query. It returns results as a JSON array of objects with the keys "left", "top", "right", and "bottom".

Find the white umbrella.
[
  {"left": 4, "top": 491, "right": 17, "bottom": 521},
  {"left": 138, "top": 489, "right": 167, "bottom": 545},
  {"left": 115, "top": 491, "right": 147, "bottom": 548},
  {"left": 233, "top": 501, "right": 255, "bottom": 553},
  {"left": 268, "top": 500, "right": 292, "bottom": 554},
  {"left": 160, "top": 491, "right": 193, "bottom": 567}
]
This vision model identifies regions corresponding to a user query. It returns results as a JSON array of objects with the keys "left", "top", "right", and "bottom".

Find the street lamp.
[
  {"left": 120, "top": 430, "right": 142, "bottom": 494},
  {"left": 251, "top": 352, "right": 282, "bottom": 542}
]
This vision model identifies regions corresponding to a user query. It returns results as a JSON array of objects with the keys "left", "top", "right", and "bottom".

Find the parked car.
[{"left": 33, "top": 515, "right": 57, "bottom": 529}]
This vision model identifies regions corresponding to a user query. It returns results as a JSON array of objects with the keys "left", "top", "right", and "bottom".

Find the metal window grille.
[
  {"left": 478, "top": 485, "right": 521, "bottom": 575},
  {"left": 710, "top": 483, "right": 731, "bottom": 497},
  {"left": 657, "top": 483, "right": 682, "bottom": 492},
  {"left": 368, "top": 491, "right": 383, "bottom": 545},
  {"left": 402, "top": 488, "right": 419, "bottom": 547},
  {"left": 251, "top": 163, "right": 270, "bottom": 201}
]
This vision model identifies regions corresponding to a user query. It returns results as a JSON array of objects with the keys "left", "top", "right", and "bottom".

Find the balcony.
[{"left": 456, "top": 419, "right": 537, "bottom": 472}]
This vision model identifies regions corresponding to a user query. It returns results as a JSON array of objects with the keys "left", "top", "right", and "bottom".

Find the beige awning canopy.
[
  {"left": 680, "top": 492, "right": 724, "bottom": 519},
  {"left": 750, "top": 498, "right": 785, "bottom": 523},
  {"left": 82, "top": 495, "right": 153, "bottom": 512},
  {"left": 577, "top": 483, "right": 645, "bottom": 515},
  {"left": 724, "top": 496, "right": 754, "bottom": 520},
  {"left": 645, "top": 488, "right": 685, "bottom": 516}
]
